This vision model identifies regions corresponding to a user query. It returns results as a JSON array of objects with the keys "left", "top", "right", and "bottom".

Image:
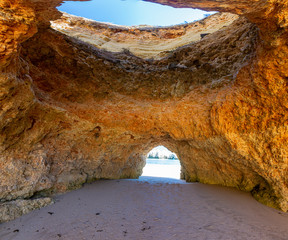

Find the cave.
[{"left": 1, "top": 0, "right": 288, "bottom": 226}]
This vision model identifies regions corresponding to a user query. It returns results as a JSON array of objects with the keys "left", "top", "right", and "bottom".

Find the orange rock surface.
[{"left": 0, "top": 0, "right": 288, "bottom": 217}]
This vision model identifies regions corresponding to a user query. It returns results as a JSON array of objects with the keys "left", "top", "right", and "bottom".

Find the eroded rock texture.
[
  {"left": 0, "top": 197, "right": 53, "bottom": 223},
  {"left": 51, "top": 12, "right": 238, "bottom": 59},
  {"left": 0, "top": 0, "right": 288, "bottom": 220}
]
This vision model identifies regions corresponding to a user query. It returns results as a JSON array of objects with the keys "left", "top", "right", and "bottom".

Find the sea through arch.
[{"left": 141, "top": 145, "right": 181, "bottom": 179}]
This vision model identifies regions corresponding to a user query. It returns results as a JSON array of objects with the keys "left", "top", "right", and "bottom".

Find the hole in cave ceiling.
[{"left": 57, "top": 0, "right": 217, "bottom": 27}]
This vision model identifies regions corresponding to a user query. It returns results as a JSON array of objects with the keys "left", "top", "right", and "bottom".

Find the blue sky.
[{"left": 58, "top": 0, "right": 215, "bottom": 26}]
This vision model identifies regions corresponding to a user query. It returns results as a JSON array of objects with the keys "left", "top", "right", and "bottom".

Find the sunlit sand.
[{"left": 142, "top": 159, "right": 181, "bottom": 179}]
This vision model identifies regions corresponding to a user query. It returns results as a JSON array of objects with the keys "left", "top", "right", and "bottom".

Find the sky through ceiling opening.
[
  {"left": 141, "top": 146, "right": 181, "bottom": 179},
  {"left": 58, "top": 0, "right": 216, "bottom": 27}
]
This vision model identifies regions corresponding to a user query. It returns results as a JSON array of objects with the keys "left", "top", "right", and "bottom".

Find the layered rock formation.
[
  {"left": 0, "top": 0, "right": 288, "bottom": 222},
  {"left": 51, "top": 12, "right": 238, "bottom": 59}
]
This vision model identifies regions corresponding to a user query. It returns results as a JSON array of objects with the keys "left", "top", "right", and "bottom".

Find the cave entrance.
[
  {"left": 141, "top": 146, "right": 181, "bottom": 179},
  {"left": 57, "top": 0, "right": 216, "bottom": 26}
]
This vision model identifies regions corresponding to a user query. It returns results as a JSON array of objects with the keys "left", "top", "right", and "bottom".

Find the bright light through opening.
[
  {"left": 58, "top": 0, "right": 216, "bottom": 27},
  {"left": 141, "top": 146, "right": 181, "bottom": 179}
]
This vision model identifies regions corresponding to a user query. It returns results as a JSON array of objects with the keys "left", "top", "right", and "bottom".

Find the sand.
[{"left": 0, "top": 175, "right": 288, "bottom": 240}]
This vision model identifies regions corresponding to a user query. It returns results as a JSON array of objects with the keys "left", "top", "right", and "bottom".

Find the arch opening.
[
  {"left": 57, "top": 0, "right": 216, "bottom": 27},
  {"left": 141, "top": 145, "right": 181, "bottom": 179}
]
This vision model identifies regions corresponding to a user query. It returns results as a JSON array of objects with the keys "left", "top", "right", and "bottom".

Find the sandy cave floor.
[{"left": 1, "top": 176, "right": 288, "bottom": 240}]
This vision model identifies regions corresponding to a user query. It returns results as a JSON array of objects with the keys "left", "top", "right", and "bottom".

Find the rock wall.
[{"left": 0, "top": 0, "right": 288, "bottom": 220}]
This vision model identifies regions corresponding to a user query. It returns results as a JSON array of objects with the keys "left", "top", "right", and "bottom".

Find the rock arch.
[{"left": 0, "top": 0, "right": 288, "bottom": 216}]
